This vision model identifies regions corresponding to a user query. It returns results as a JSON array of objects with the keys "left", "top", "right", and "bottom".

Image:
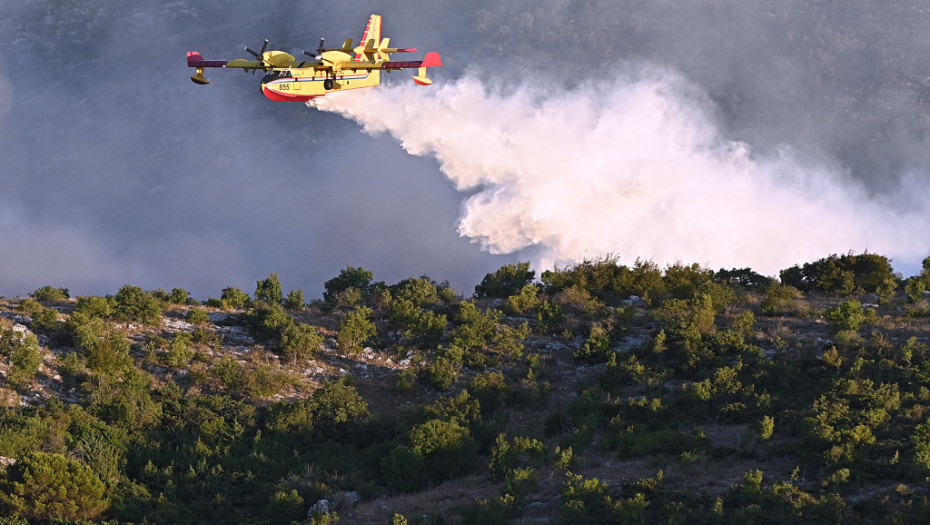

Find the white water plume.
[{"left": 313, "top": 67, "right": 930, "bottom": 276}]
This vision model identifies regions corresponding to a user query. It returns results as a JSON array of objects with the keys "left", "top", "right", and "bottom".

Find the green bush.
[
  {"left": 112, "top": 284, "right": 163, "bottom": 325},
  {"left": 26, "top": 304, "right": 59, "bottom": 334},
  {"left": 5, "top": 333, "right": 42, "bottom": 391},
  {"left": 503, "top": 284, "right": 542, "bottom": 316},
  {"left": 574, "top": 323, "right": 613, "bottom": 362},
  {"left": 760, "top": 283, "right": 802, "bottom": 316},
  {"left": 255, "top": 272, "right": 284, "bottom": 305},
  {"left": 323, "top": 266, "right": 374, "bottom": 305},
  {"left": 780, "top": 252, "right": 897, "bottom": 297},
  {"left": 825, "top": 300, "right": 865, "bottom": 332},
  {"left": 220, "top": 286, "right": 250, "bottom": 309},
  {"left": 337, "top": 306, "right": 376, "bottom": 357},
  {"left": 487, "top": 433, "right": 547, "bottom": 480},
  {"left": 475, "top": 262, "right": 535, "bottom": 298},
  {"left": 285, "top": 289, "right": 306, "bottom": 311},
  {"left": 0, "top": 452, "right": 108, "bottom": 521},
  {"left": 408, "top": 418, "right": 478, "bottom": 482},
  {"left": 30, "top": 285, "right": 70, "bottom": 302},
  {"left": 278, "top": 321, "right": 323, "bottom": 366},
  {"left": 164, "top": 333, "right": 194, "bottom": 367},
  {"left": 187, "top": 307, "right": 210, "bottom": 326},
  {"left": 83, "top": 332, "right": 133, "bottom": 374}
]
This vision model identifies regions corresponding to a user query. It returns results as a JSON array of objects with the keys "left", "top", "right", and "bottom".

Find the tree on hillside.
[
  {"left": 168, "top": 288, "right": 192, "bottom": 305},
  {"left": 0, "top": 452, "right": 108, "bottom": 521},
  {"left": 714, "top": 268, "right": 775, "bottom": 291},
  {"left": 780, "top": 252, "right": 897, "bottom": 299},
  {"left": 278, "top": 322, "right": 323, "bottom": 366},
  {"left": 323, "top": 266, "right": 374, "bottom": 306},
  {"left": 82, "top": 332, "right": 133, "bottom": 375},
  {"left": 255, "top": 272, "right": 284, "bottom": 305},
  {"left": 112, "top": 285, "right": 162, "bottom": 325},
  {"left": 475, "top": 262, "right": 535, "bottom": 298},
  {"left": 2, "top": 331, "right": 42, "bottom": 392},
  {"left": 30, "top": 285, "right": 70, "bottom": 302},
  {"left": 285, "top": 289, "right": 306, "bottom": 311},
  {"left": 337, "top": 306, "right": 376, "bottom": 357}
]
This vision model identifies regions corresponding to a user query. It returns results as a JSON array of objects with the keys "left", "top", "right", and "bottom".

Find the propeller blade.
[
  {"left": 245, "top": 40, "right": 271, "bottom": 73},
  {"left": 317, "top": 37, "right": 325, "bottom": 55}
]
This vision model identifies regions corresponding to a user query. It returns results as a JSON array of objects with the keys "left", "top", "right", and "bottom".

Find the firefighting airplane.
[{"left": 186, "top": 14, "right": 441, "bottom": 102}]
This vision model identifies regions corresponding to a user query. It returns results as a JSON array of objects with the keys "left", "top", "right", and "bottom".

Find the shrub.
[
  {"left": 0, "top": 452, "right": 108, "bottom": 521},
  {"left": 487, "top": 433, "right": 548, "bottom": 480},
  {"left": 112, "top": 284, "right": 162, "bottom": 325},
  {"left": 83, "top": 332, "right": 133, "bottom": 374},
  {"left": 825, "top": 300, "right": 865, "bottom": 332},
  {"left": 574, "top": 323, "right": 613, "bottom": 362},
  {"left": 187, "top": 308, "right": 210, "bottom": 326},
  {"left": 168, "top": 288, "right": 191, "bottom": 305},
  {"left": 408, "top": 418, "right": 478, "bottom": 481},
  {"left": 759, "top": 415, "right": 775, "bottom": 440},
  {"left": 28, "top": 306, "right": 58, "bottom": 334},
  {"left": 164, "top": 333, "right": 194, "bottom": 367},
  {"left": 425, "top": 355, "right": 458, "bottom": 390},
  {"left": 381, "top": 445, "right": 425, "bottom": 492},
  {"left": 780, "top": 252, "right": 897, "bottom": 297},
  {"left": 220, "top": 286, "right": 250, "bottom": 309},
  {"left": 6, "top": 334, "right": 42, "bottom": 391},
  {"left": 760, "top": 283, "right": 802, "bottom": 316},
  {"left": 255, "top": 272, "right": 284, "bottom": 305},
  {"left": 471, "top": 371, "right": 510, "bottom": 413},
  {"left": 337, "top": 306, "right": 376, "bottom": 357},
  {"left": 503, "top": 284, "right": 542, "bottom": 316},
  {"left": 475, "top": 262, "right": 535, "bottom": 298},
  {"left": 323, "top": 266, "right": 373, "bottom": 305},
  {"left": 278, "top": 322, "right": 323, "bottom": 366},
  {"left": 285, "top": 289, "right": 305, "bottom": 311},
  {"left": 30, "top": 285, "right": 70, "bottom": 302}
]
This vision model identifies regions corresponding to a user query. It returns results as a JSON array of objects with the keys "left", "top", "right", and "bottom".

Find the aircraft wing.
[
  {"left": 225, "top": 59, "right": 266, "bottom": 69},
  {"left": 187, "top": 52, "right": 263, "bottom": 70},
  {"left": 336, "top": 52, "right": 442, "bottom": 71},
  {"left": 187, "top": 52, "right": 229, "bottom": 68},
  {"left": 188, "top": 52, "right": 315, "bottom": 71}
]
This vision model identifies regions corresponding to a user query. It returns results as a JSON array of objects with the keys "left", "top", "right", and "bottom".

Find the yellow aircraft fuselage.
[{"left": 259, "top": 51, "right": 381, "bottom": 102}]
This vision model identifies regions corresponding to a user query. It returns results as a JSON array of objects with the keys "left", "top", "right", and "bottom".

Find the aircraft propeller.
[
  {"left": 303, "top": 38, "right": 327, "bottom": 61},
  {"left": 244, "top": 39, "right": 270, "bottom": 73}
]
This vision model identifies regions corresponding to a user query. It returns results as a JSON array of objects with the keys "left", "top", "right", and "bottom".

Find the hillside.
[{"left": 2, "top": 255, "right": 930, "bottom": 524}]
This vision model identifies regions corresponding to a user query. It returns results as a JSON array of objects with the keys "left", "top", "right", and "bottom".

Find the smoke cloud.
[
  {"left": 315, "top": 66, "right": 930, "bottom": 276},
  {"left": 3, "top": 1, "right": 930, "bottom": 298}
]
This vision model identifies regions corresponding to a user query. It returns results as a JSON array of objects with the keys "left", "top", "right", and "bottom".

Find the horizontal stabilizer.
[{"left": 383, "top": 52, "right": 442, "bottom": 71}]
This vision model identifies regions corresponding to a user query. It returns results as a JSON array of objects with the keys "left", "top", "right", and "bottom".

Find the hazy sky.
[{"left": 2, "top": 1, "right": 930, "bottom": 299}]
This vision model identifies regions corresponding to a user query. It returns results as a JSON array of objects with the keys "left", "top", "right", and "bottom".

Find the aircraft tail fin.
[{"left": 355, "top": 14, "right": 382, "bottom": 61}]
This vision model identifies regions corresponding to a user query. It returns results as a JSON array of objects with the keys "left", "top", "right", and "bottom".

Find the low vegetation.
[{"left": 2, "top": 252, "right": 930, "bottom": 523}]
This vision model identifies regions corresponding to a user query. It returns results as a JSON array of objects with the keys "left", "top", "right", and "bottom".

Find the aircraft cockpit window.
[{"left": 262, "top": 71, "right": 294, "bottom": 83}]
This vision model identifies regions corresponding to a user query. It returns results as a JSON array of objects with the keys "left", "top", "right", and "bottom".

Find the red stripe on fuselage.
[{"left": 261, "top": 86, "right": 318, "bottom": 102}]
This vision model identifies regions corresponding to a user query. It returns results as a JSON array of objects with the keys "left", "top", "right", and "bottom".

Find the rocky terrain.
[{"left": 2, "top": 257, "right": 930, "bottom": 523}]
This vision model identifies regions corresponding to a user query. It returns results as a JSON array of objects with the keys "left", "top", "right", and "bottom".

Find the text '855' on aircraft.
[{"left": 186, "top": 14, "right": 441, "bottom": 102}]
